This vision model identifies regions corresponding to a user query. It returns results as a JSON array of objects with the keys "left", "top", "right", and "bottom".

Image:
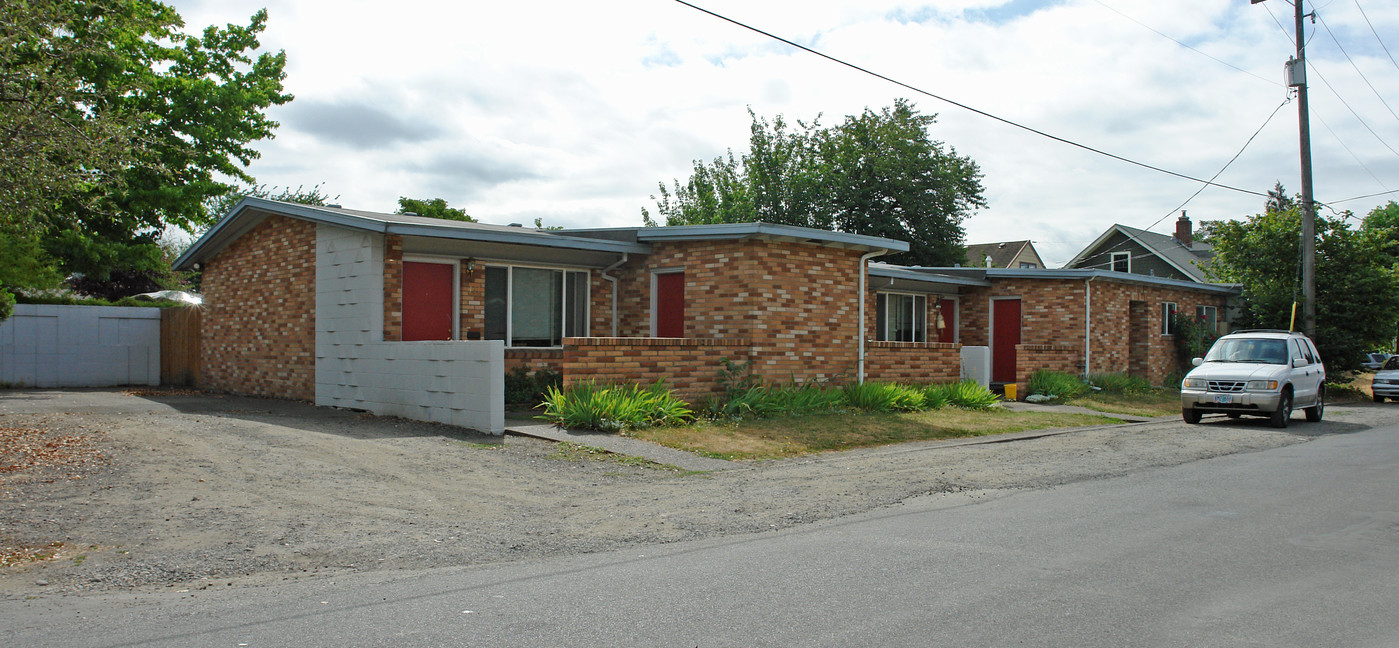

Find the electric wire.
[
  {"left": 1353, "top": 0, "right": 1399, "bottom": 74},
  {"left": 1314, "top": 10, "right": 1399, "bottom": 122},
  {"left": 1306, "top": 59, "right": 1399, "bottom": 158},
  {"left": 672, "top": 0, "right": 1268, "bottom": 199},
  {"left": 1091, "top": 0, "right": 1280, "bottom": 87},
  {"left": 1059, "top": 98, "right": 1293, "bottom": 272},
  {"left": 1314, "top": 109, "right": 1392, "bottom": 192}
]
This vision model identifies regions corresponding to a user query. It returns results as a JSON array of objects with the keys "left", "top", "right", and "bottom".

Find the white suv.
[{"left": 1180, "top": 329, "right": 1325, "bottom": 428}]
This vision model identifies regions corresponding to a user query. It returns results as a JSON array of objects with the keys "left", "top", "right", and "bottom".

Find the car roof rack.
[{"left": 1227, "top": 328, "right": 1299, "bottom": 335}]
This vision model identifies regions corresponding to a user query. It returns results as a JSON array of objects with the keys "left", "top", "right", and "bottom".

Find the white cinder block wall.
[
  {"left": 0, "top": 304, "right": 160, "bottom": 387},
  {"left": 314, "top": 224, "right": 505, "bottom": 434}
]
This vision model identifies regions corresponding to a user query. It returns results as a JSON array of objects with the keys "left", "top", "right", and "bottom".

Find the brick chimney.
[{"left": 1175, "top": 211, "right": 1192, "bottom": 246}]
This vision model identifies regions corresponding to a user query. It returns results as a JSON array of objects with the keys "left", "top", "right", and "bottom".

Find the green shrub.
[
  {"left": 504, "top": 366, "right": 562, "bottom": 408},
  {"left": 1087, "top": 372, "right": 1152, "bottom": 395},
  {"left": 538, "top": 380, "right": 694, "bottom": 432},
  {"left": 1027, "top": 370, "right": 1089, "bottom": 400},
  {"left": 946, "top": 379, "right": 1000, "bottom": 410},
  {"left": 921, "top": 383, "right": 952, "bottom": 410},
  {"left": 843, "top": 381, "right": 926, "bottom": 412},
  {"left": 709, "top": 382, "right": 849, "bottom": 420}
]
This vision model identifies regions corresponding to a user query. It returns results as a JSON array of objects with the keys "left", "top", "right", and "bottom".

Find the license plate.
[{"left": 1213, "top": 394, "right": 1233, "bottom": 404}]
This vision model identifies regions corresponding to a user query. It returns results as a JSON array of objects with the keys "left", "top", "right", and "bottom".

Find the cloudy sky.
[{"left": 172, "top": 0, "right": 1399, "bottom": 267}]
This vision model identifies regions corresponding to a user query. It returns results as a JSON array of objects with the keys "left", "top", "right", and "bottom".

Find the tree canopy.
[
  {"left": 0, "top": 0, "right": 291, "bottom": 313},
  {"left": 396, "top": 197, "right": 475, "bottom": 222},
  {"left": 643, "top": 100, "right": 985, "bottom": 266},
  {"left": 1202, "top": 200, "right": 1399, "bottom": 374}
]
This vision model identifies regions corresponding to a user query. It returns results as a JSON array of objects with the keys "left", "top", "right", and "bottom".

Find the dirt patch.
[{"left": 1, "top": 389, "right": 1389, "bottom": 598}]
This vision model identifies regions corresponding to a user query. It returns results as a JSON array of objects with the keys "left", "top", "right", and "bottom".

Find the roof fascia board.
[
  {"left": 869, "top": 265, "right": 990, "bottom": 287},
  {"left": 982, "top": 268, "right": 1239, "bottom": 294}
]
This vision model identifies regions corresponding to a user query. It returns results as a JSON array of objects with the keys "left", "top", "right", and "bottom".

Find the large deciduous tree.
[
  {"left": 1202, "top": 202, "right": 1399, "bottom": 375},
  {"left": 0, "top": 0, "right": 291, "bottom": 313},
  {"left": 396, "top": 197, "right": 475, "bottom": 222},
  {"left": 643, "top": 99, "right": 985, "bottom": 267}
]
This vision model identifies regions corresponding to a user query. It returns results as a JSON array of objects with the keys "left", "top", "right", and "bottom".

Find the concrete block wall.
[
  {"left": 316, "top": 224, "right": 504, "bottom": 434},
  {"left": 0, "top": 304, "right": 160, "bottom": 387}
]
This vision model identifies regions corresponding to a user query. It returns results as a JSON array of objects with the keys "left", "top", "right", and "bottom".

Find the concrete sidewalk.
[{"left": 506, "top": 417, "right": 735, "bottom": 472}]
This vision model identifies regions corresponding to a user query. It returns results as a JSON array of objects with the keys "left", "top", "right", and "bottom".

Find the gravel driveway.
[{"left": 1, "top": 389, "right": 1388, "bottom": 599}]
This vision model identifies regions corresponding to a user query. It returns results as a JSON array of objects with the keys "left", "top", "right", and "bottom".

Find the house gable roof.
[
  {"left": 1062, "top": 224, "right": 1213, "bottom": 282},
  {"left": 964, "top": 240, "right": 1038, "bottom": 268}
]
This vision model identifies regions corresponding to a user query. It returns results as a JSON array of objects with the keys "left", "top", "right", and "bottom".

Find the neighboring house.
[
  {"left": 1063, "top": 213, "right": 1213, "bottom": 283},
  {"left": 963, "top": 240, "right": 1045, "bottom": 269},
  {"left": 175, "top": 198, "right": 1236, "bottom": 434}
]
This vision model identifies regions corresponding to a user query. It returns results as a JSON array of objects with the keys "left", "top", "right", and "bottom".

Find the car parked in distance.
[
  {"left": 1361, "top": 352, "right": 1392, "bottom": 371},
  {"left": 1180, "top": 329, "right": 1326, "bottom": 428},
  {"left": 1373, "top": 355, "right": 1399, "bottom": 403}
]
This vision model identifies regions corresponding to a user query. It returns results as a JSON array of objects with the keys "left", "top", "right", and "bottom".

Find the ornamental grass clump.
[
  {"left": 843, "top": 381, "right": 926, "bottom": 412},
  {"left": 709, "top": 383, "right": 848, "bottom": 420},
  {"left": 945, "top": 379, "right": 1000, "bottom": 410},
  {"left": 1087, "top": 372, "right": 1152, "bottom": 395},
  {"left": 539, "top": 381, "right": 694, "bottom": 432},
  {"left": 1027, "top": 370, "right": 1090, "bottom": 401}
]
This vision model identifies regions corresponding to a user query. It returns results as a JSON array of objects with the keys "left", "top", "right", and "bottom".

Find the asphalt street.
[{"left": 4, "top": 422, "right": 1397, "bottom": 647}]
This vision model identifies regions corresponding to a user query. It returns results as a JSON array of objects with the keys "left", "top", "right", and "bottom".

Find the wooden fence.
[{"left": 160, "top": 308, "right": 202, "bottom": 387}]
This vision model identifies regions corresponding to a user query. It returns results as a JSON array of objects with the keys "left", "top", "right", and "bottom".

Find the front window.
[
  {"left": 1161, "top": 302, "right": 1178, "bottom": 335},
  {"left": 1111, "top": 251, "right": 1131, "bottom": 273},
  {"left": 1204, "top": 338, "right": 1289, "bottom": 365},
  {"left": 876, "top": 293, "right": 926, "bottom": 342},
  {"left": 1195, "top": 305, "right": 1217, "bottom": 333},
  {"left": 484, "top": 266, "right": 589, "bottom": 347}
]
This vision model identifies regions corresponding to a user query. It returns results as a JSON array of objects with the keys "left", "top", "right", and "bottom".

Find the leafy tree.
[
  {"left": 644, "top": 99, "right": 984, "bottom": 266},
  {"left": 204, "top": 183, "right": 339, "bottom": 220},
  {"left": 1203, "top": 205, "right": 1399, "bottom": 375},
  {"left": 396, "top": 197, "right": 475, "bottom": 222},
  {"left": 1265, "top": 181, "right": 1294, "bottom": 213},
  {"left": 0, "top": 0, "right": 290, "bottom": 313}
]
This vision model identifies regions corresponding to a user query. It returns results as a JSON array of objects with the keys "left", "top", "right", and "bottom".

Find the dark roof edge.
[{"left": 564, "top": 222, "right": 909, "bottom": 252}]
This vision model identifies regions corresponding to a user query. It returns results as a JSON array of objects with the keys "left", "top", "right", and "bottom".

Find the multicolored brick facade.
[{"left": 199, "top": 215, "right": 317, "bottom": 400}]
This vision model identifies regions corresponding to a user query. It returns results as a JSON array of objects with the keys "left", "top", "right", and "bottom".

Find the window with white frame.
[
  {"left": 1161, "top": 301, "right": 1178, "bottom": 335},
  {"left": 1110, "top": 251, "right": 1131, "bottom": 273},
  {"left": 876, "top": 292, "right": 927, "bottom": 342},
  {"left": 484, "top": 266, "right": 589, "bottom": 347},
  {"left": 1195, "top": 305, "right": 1217, "bottom": 333}
]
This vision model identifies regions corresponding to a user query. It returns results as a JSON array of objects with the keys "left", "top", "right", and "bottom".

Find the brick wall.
[
  {"left": 959, "top": 276, "right": 1229, "bottom": 386},
  {"left": 1015, "top": 343, "right": 1083, "bottom": 396},
  {"left": 200, "top": 215, "right": 316, "bottom": 400},
  {"left": 563, "top": 337, "right": 751, "bottom": 402},
  {"left": 606, "top": 239, "right": 863, "bottom": 384},
  {"left": 505, "top": 349, "right": 563, "bottom": 374},
  {"left": 865, "top": 341, "right": 961, "bottom": 384},
  {"left": 382, "top": 235, "right": 403, "bottom": 341}
]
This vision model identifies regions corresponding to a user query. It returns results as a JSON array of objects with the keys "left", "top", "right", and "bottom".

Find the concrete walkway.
[
  {"left": 507, "top": 403, "right": 1165, "bottom": 472},
  {"left": 999, "top": 400, "right": 1165, "bottom": 423},
  {"left": 506, "top": 417, "right": 734, "bottom": 472}
]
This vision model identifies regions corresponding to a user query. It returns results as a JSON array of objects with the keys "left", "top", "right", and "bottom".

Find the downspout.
[
  {"left": 601, "top": 253, "right": 628, "bottom": 337},
  {"left": 857, "top": 249, "right": 889, "bottom": 384},
  {"left": 1084, "top": 275, "right": 1096, "bottom": 378}
]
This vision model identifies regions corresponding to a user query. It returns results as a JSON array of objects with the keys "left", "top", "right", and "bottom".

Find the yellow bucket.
[{"left": 1004, "top": 384, "right": 1018, "bottom": 401}]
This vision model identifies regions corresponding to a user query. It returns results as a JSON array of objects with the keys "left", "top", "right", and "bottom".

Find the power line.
[
  {"left": 1314, "top": 10, "right": 1399, "bottom": 123},
  {"left": 1353, "top": 0, "right": 1399, "bottom": 74},
  {"left": 672, "top": 0, "right": 1267, "bottom": 199},
  {"left": 1306, "top": 59, "right": 1399, "bottom": 158},
  {"left": 1091, "top": 0, "right": 1280, "bottom": 87},
  {"left": 1313, "top": 109, "right": 1392, "bottom": 192}
]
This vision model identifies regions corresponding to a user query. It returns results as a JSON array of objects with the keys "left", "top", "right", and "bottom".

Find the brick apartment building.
[{"left": 176, "top": 198, "right": 1236, "bottom": 433}]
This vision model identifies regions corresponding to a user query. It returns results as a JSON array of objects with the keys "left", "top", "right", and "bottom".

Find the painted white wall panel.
[
  {"left": 0, "top": 304, "right": 161, "bottom": 387},
  {"left": 314, "top": 224, "right": 503, "bottom": 434}
]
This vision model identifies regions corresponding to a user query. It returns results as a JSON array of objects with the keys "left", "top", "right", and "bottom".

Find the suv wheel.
[
  {"left": 1304, "top": 386, "right": 1324, "bottom": 422},
  {"left": 1182, "top": 407, "right": 1202, "bottom": 424},
  {"left": 1270, "top": 391, "right": 1292, "bottom": 428}
]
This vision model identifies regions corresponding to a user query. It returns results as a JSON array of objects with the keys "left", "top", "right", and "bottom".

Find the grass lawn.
[
  {"left": 1065, "top": 391, "right": 1183, "bottom": 418},
  {"left": 627, "top": 407, "right": 1121, "bottom": 461}
]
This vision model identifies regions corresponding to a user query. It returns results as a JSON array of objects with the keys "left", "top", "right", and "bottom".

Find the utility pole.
[{"left": 1253, "top": 0, "right": 1316, "bottom": 335}]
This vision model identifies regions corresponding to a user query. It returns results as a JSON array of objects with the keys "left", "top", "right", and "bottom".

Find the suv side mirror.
[
  {"left": 1292, "top": 357, "right": 1307, "bottom": 368},
  {"left": 1192, "top": 357, "right": 1203, "bottom": 367}
]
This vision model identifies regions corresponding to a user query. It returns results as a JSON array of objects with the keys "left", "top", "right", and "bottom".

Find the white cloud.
[{"left": 172, "top": 0, "right": 1399, "bottom": 266}]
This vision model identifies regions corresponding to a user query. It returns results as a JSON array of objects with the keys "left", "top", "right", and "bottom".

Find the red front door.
[
  {"left": 992, "top": 298, "right": 1021, "bottom": 383},
  {"left": 403, "top": 261, "right": 455, "bottom": 341},
  {"left": 655, "top": 272, "right": 685, "bottom": 338}
]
